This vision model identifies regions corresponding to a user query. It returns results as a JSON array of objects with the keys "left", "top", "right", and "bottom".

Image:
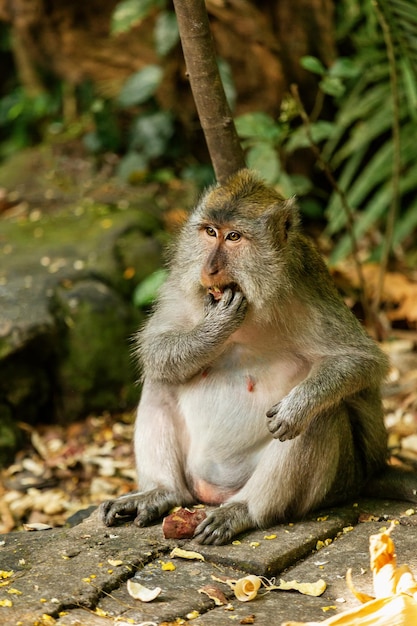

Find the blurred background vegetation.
[
  {"left": 1, "top": 0, "right": 417, "bottom": 527},
  {"left": 0, "top": 0, "right": 416, "bottom": 267}
]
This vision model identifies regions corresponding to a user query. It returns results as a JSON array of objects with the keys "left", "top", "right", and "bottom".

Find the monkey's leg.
[
  {"left": 100, "top": 381, "right": 194, "bottom": 527},
  {"left": 194, "top": 406, "right": 358, "bottom": 544}
]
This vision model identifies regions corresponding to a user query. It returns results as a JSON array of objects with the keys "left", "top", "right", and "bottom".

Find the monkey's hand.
[
  {"left": 266, "top": 391, "right": 312, "bottom": 441},
  {"left": 203, "top": 288, "right": 248, "bottom": 337},
  {"left": 193, "top": 502, "right": 254, "bottom": 545},
  {"left": 99, "top": 488, "right": 178, "bottom": 527}
]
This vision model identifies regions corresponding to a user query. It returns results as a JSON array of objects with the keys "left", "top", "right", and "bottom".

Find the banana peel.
[{"left": 282, "top": 523, "right": 417, "bottom": 626}]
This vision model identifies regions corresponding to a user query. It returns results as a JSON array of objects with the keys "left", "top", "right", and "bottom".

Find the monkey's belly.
[
  {"left": 178, "top": 355, "right": 309, "bottom": 495},
  {"left": 179, "top": 371, "right": 278, "bottom": 493},
  {"left": 192, "top": 478, "right": 238, "bottom": 505}
]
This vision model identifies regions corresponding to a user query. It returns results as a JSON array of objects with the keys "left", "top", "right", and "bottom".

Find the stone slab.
[{"left": 1, "top": 501, "right": 416, "bottom": 626}]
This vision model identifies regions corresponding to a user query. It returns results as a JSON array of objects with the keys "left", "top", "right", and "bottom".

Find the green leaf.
[
  {"left": 117, "top": 151, "right": 148, "bottom": 182},
  {"left": 218, "top": 58, "right": 237, "bottom": 111},
  {"left": 155, "top": 11, "right": 179, "bottom": 56},
  {"left": 300, "top": 56, "right": 326, "bottom": 75},
  {"left": 285, "top": 174, "right": 312, "bottom": 196},
  {"left": 235, "top": 112, "right": 281, "bottom": 143},
  {"left": 118, "top": 65, "right": 163, "bottom": 107},
  {"left": 328, "top": 58, "right": 360, "bottom": 79},
  {"left": 130, "top": 110, "right": 174, "bottom": 159},
  {"left": 133, "top": 268, "right": 168, "bottom": 307},
  {"left": 246, "top": 143, "right": 280, "bottom": 184},
  {"left": 83, "top": 131, "right": 103, "bottom": 154},
  {"left": 401, "top": 57, "right": 417, "bottom": 119},
  {"left": 286, "top": 121, "right": 334, "bottom": 152},
  {"left": 394, "top": 198, "right": 417, "bottom": 246},
  {"left": 319, "top": 76, "right": 346, "bottom": 98},
  {"left": 299, "top": 198, "right": 324, "bottom": 219},
  {"left": 111, "top": 0, "right": 165, "bottom": 35}
]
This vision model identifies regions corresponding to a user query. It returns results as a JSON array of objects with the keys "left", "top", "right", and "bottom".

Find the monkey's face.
[
  {"left": 179, "top": 170, "right": 300, "bottom": 312},
  {"left": 199, "top": 224, "right": 245, "bottom": 299}
]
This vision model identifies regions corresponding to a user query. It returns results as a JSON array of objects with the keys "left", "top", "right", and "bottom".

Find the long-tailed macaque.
[{"left": 100, "top": 169, "right": 417, "bottom": 544}]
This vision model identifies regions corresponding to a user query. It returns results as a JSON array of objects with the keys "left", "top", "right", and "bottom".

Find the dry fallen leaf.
[
  {"left": 23, "top": 522, "right": 53, "bottom": 531},
  {"left": 170, "top": 547, "right": 205, "bottom": 561},
  {"left": 126, "top": 579, "right": 162, "bottom": 602},
  {"left": 198, "top": 584, "right": 228, "bottom": 606},
  {"left": 233, "top": 576, "right": 262, "bottom": 602},
  {"left": 277, "top": 578, "right": 327, "bottom": 596},
  {"left": 213, "top": 573, "right": 326, "bottom": 603},
  {"left": 336, "top": 263, "right": 417, "bottom": 324}
]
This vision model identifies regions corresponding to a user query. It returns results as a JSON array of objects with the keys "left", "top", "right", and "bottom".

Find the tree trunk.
[{"left": 171, "top": 0, "right": 246, "bottom": 183}]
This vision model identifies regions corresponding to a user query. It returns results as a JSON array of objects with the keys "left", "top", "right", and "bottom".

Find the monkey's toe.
[
  {"left": 193, "top": 502, "right": 253, "bottom": 545},
  {"left": 99, "top": 493, "right": 144, "bottom": 526},
  {"left": 193, "top": 515, "right": 235, "bottom": 545},
  {"left": 99, "top": 499, "right": 118, "bottom": 526}
]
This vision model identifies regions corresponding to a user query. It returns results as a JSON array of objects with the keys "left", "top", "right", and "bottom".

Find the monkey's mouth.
[{"left": 207, "top": 283, "right": 238, "bottom": 301}]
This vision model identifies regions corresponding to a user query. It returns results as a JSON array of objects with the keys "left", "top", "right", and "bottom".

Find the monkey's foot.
[
  {"left": 99, "top": 488, "right": 178, "bottom": 527},
  {"left": 193, "top": 502, "right": 254, "bottom": 545}
]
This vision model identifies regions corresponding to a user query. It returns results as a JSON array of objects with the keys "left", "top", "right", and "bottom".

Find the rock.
[
  {"left": 53, "top": 278, "right": 140, "bottom": 419},
  {"left": 0, "top": 145, "right": 194, "bottom": 462},
  {"left": 0, "top": 403, "right": 23, "bottom": 466}
]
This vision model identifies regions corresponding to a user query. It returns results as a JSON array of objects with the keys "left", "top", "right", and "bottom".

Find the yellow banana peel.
[{"left": 282, "top": 522, "right": 417, "bottom": 626}]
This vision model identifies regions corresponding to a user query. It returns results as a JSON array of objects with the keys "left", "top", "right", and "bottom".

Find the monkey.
[{"left": 100, "top": 169, "right": 417, "bottom": 545}]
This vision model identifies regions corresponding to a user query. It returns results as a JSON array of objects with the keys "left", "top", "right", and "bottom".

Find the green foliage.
[
  {"left": 133, "top": 268, "right": 168, "bottom": 307},
  {"left": 155, "top": 11, "right": 180, "bottom": 56},
  {"left": 301, "top": 56, "right": 359, "bottom": 97},
  {"left": 235, "top": 112, "right": 282, "bottom": 185},
  {"left": 117, "top": 110, "right": 175, "bottom": 180},
  {"left": 235, "top": 110, "right": 331, "bottom": 201},
  {"left": 83, "top": 96, "right": 121, "bottom": 153},
  {"left": 103, "top": 1, "right": 223, "bottom": 184},
  {"left": 118, "top": 65, "right": 164, "bottom": 107},
  {"left": 217, "top": 58, "right": 237, "bottom": 111},
  {"left": 232, "top": 0, "right": 417, "bottom": 260},
  {"left": 111, "top": 0, "right": 166, "bottom": 35},
  {"left": 320, "top": 0, "right": 417, "bottom": 263},
  {"left": 0, "top": 87, "right": 61, "bottom": 159},
  {"left": 107, "top": 1, "right": 193, "bottom": 182}
]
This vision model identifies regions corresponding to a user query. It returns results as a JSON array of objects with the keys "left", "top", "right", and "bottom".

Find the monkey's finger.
[
  {"left": 267, "top": 418, "right": 301, "bottom": 442},
  {"left": 99, "top": 495, "right": 141, "bottom": 525},
  {"left": 233, "top": 291, "right": 247, "bottom": 311},
  {"left": 266, "top": 404, "right": 279, "bottom": 418},
  {"left": 203, "top": 293, "right": 215, "bottom": 307},
  {"left": 220, "top": 287, "right": 235, "bottom": 306},
  {"left": 266, "top": 415, "right": 290, "bottom": 440},
  {"left": 99, "top": 500, "right": 114, "bottom": 525}
]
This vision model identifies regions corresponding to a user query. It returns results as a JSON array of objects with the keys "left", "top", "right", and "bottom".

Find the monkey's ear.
[{"left": 264, "top": 198, "right": 299, "bottom": 245}]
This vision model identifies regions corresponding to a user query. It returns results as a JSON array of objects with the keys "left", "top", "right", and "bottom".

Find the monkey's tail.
[{"left": 363, "top": 466, "right": 417, "bottom": 504}]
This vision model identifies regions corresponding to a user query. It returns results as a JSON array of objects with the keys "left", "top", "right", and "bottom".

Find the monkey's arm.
[
  {"left": 267, "top": 347, "right": 389, "bottom": 441},
  {"left": 139, "top": 287, "right": 247, "bottom": 384}
]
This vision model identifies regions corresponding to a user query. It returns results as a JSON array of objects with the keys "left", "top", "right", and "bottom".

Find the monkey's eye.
[
  {"left": 205, "top": 226, "right": 217, "bottom": 237},
  {"left": 227, "top": 231, "right": 241, "bottom": 242}
]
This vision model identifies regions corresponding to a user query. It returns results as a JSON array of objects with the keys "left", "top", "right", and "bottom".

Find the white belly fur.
[{"left": 178, "top": 348, "right": 309, "bottom": 491}]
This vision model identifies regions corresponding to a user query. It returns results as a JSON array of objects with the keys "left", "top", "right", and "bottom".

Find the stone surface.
[
  {"left": 0, "top": 500, "right": 416, "bottom": 626},
  {"left": 0, "top": 146, "right": 190, "bottom": 461}
]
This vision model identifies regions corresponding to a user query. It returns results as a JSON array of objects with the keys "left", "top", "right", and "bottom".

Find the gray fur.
[{"left": 100, "top": 170, "right": 413, "bottom": 545}]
